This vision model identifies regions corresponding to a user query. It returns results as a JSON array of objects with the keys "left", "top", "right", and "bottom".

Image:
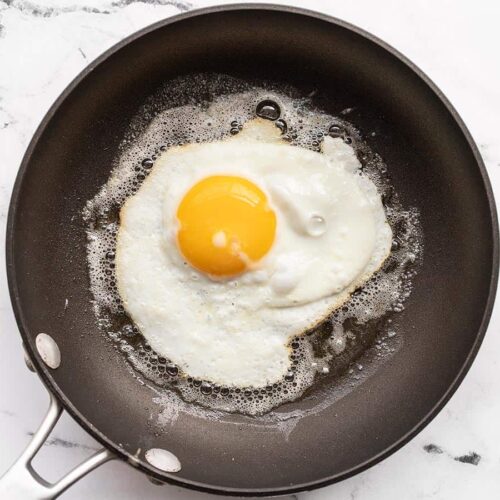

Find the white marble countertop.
[{"left": 1, "top": 0, "right": 499, "bottom": 498}]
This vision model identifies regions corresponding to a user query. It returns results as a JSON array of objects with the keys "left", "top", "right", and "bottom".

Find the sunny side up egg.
[{"left": 116, "top": 119, "right": 392, "bottom": 388}]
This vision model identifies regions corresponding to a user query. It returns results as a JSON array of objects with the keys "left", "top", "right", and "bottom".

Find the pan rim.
[{"left": 5, "top": 3, "right": 499, "bottom": 496}]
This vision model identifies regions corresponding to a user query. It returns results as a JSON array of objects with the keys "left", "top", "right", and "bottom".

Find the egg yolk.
[{"left": 176, "top": 175, "right": 276, "bottom": 277}]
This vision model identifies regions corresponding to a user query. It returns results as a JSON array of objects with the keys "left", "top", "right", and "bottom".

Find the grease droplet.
[{"left": 256, "top": 100, "right": 280, "bottom": 120}]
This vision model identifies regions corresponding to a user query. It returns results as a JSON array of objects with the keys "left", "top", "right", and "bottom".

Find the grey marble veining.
[{"left": 1, "top": 1, "right": 499, "bottom": 499}]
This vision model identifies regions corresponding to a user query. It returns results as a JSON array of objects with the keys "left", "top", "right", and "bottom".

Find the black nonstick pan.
[{"left": 2, "top": 4, "right": 498, "bottom": 499}]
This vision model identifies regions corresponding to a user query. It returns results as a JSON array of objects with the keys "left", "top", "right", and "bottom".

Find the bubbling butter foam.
[{"left": 84, "top": 74, "right": 422, "bottom": 416}]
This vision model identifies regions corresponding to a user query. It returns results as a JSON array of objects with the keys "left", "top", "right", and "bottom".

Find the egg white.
[{"left": 116, "top": 119, "right": 392, "bottom": 387}]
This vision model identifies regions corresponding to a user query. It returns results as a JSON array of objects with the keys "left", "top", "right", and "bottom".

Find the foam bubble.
[{"left": 83, "top": 74, "right": 422, "bottom": 416}]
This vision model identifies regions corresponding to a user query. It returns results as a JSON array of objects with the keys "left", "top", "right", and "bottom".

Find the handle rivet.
[
  {"left": 145, "top": 448, "right": 181, "bottom": 473},
  {"left": 36, "top": 333, "right": 61, "bottom": 369}
]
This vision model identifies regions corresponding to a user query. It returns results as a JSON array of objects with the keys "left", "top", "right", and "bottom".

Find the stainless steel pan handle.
[{"left": 0, "top": 359, "right": 114, "bottom": 499}]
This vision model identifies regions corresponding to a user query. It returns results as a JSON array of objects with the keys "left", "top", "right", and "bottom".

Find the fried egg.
[{"left": 116, "top": 119, "right": 392, "bottom": 388}]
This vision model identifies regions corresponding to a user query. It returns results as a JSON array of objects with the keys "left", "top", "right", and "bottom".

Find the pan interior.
[
  {"left": 8, "top": 7, "right": 496, "bottom": 495},
  {"left": 84, "top": 74, "right": 422, "bottom": 417}
]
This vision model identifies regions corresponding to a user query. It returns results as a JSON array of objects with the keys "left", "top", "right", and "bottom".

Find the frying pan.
[{"left": 2, "top": 4, "right": 498, "bottom": 499}]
